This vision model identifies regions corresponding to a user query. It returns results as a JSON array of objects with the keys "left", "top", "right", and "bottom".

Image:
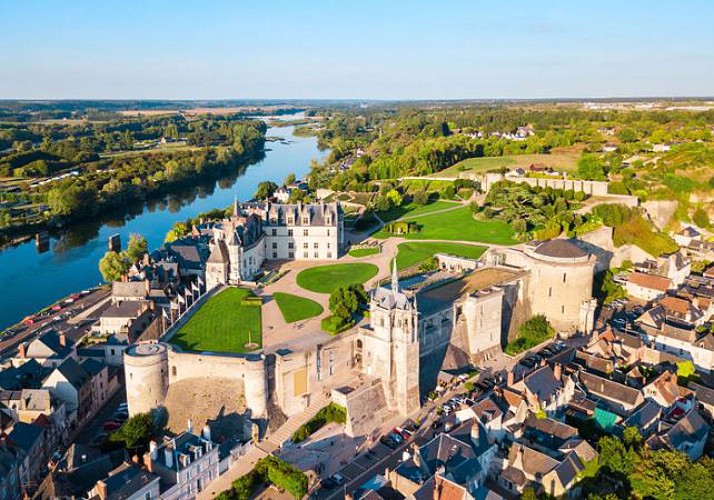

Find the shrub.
[
  {"left": 321, "top": 315, "right": 353, "bottom": 334},
  {"left": 505, "top": 314, "right": 554, "bottom": 355},
  {"left": 219, "top": 456, "right": 308, "bottom": 500},
  {"left": 291, "top": 403, "right": 347, "bottom": 443}
]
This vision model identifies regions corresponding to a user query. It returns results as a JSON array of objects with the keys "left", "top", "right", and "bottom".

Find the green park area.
[
  {"left": 171, "top": 287, "right": 262, "bottom": 353},
  {"left": 273, "top": 292, "right": 324, "bottom": 323},
  {"left": 348, "top": 246, "right": 380, "bottom": 258},
  {"left": 296, "top": 263, "right": 379, "bottom": 294},
  {"left": 433, "top": 151, "right": 581, "bottom": 178},
  {"left": 396, "top": 241, "right": 487, "bottom": 270},
  {"left": 373, "top": 206, "right": 517, "bottom": 245}
]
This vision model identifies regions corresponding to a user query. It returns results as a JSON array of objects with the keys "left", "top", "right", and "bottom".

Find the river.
[{"left": 0, "top": 121, "right": 328, "bottom": 330}]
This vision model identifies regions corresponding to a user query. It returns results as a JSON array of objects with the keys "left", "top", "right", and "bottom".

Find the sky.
[{"left": 1, "top": 0, "right": 713, "bottom": 100}]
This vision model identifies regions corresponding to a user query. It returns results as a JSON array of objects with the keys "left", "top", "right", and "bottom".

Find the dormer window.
[
  {"left": 287, "top": 217, "right": 294, "bottom": 224},
  {"left": 302, "top": 217, "right": 309, "bottom": 224}
]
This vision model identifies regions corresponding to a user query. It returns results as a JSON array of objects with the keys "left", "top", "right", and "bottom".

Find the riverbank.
[{"left": 0, "top": 123, "right": 329, "bottom": 330}]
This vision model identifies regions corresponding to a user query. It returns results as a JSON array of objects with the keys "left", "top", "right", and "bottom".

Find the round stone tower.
[{"left": 124, "top": 342, "right": 169, "bottom": 416}]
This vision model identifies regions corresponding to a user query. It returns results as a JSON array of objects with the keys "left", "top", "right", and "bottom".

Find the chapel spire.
[{"left": 392, "top": 257, "right": 399, "bottom": 296}]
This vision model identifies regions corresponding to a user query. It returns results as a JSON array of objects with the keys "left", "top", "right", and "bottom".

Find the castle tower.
[
  {"left": 124, "top": 342, "right": 169, "bottom": 416},
  {"left": 361, "top": 264, "right": 421, "bottom": 415}
]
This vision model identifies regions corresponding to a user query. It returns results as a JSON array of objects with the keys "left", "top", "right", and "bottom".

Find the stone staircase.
[{"left": 259, "top": 393, "right": 331, "bottom": 453}]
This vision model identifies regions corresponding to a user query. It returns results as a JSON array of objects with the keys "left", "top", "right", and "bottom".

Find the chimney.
[
  {"left": 553, "top": 363, "right": 562, "bottom": 381},
  {"left": 539, "top": 358, "right": 546, "bottom": 367},
  {"left": 202, "top": 425, "right": 211, "bottom": 442},
  {"left": 96, "top": 480, "right": 108, "bottom": 500},
  {"left": 149, "top": 440, "right": 158, "bottom": 460},
  {"left": 19, "top": 342, "right": 27, "bottom": 359},
  {"left": 187, "top": 419, "right": 193, "bottom": 434},
  {"left": 470, "top": 421, "right": 480, "bottom": 445},
  {"left": 144, "top": 279, "right": 151, "bottom": 295},
  {"left": 58, "top": 333, "right": 66, "bottom": 348},
  {"left": 507, "top": 371, "right": 515, "bottom": 387},
  {"left": 411, "top": 443, "right": 420, "bottom": 467},
  {"left": 131, "top": 454, "right": 140, "bottom": 464},
  {"left": 164, "top": 448, "right": 174, "bottom": 469},
  {"left": 144, "top": 452, "right": 154, "bottom": 473}
]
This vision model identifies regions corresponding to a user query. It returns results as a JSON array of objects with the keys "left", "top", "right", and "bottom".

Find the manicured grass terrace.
[
  {"left": 296, "top": 263, "right": 379, "bottom": 294},
  {"left": 273, "top": 292, "right": 324, "bottom": 323},
  {"left": 396, "top": 242, "right": 487, "bottom": 270},
  {"left": 171, "top": 287, "right": 261, "bottom": 353}
]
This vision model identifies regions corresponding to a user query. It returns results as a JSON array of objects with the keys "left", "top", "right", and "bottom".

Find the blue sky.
[{"left": 1, "top": 0, "right": 712, "bottom": 100}]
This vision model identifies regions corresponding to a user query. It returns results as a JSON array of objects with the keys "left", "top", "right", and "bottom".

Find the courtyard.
[
  {"left": 171, "top": 287, "right": 262, "bottom": 353},
  {"left": 296, "top": 262, "right": 379, "bottom": 294}
]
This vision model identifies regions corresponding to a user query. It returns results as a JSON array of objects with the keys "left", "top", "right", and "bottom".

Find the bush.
[
  {"left": 321, "top": 315, "right": 353, "bottom": 334},
  {"left": 291, "top": 403, "right": 347, "bottom": 443},
  {"left": 220, "top": 456, "right": 308, "bottom": 500},
  {"left": 505, "top": 314, "right": 554, "bottom": 355}
]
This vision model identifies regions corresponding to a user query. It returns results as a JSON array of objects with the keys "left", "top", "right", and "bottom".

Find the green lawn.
[
  {"left": 273, "top": 292, "right": 324, "bottom": 323},
  {"left": 376, "top": 200, "right": 459, "bottom": 222},
  {"left": 171, "top": 287, "right": 262, "bottom": 353},
  {"left": 348, "top": 247, "right": 380, "bottom": 258},
  {"left": 296, "top": 263, "right": 379, "bottom": 293},
  {"left": 396, "top": 242, "right": 487, "bottom": 270},
  {"left": 434, "top": 152, "right": 581, "bottom": 178},
  {"left": 374, "top": 206, "right": 517, "bottom": 245}
]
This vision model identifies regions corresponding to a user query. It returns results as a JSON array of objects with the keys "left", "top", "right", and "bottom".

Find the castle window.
[
  {"left": 302, "top": 217, "right": 309, "bottom": 224},
  {"left": 287, "top": 217, "right": 293, "bottom": 224},
  {"left": 272, "top": 242, "right": 277, "bottom": 249},
  {"left": 271, "top": 229, "right": 277, "bottom": 236},
  {"left": 314, "top": 242, "right": 319, "bottom": 249},
  {"left": 327, "top": 242, "right": 330, "bottom": 249},
  {"left": 288, "top": 229, "right": 293, "bottom": 236},
  {"left": 314, "top": 252, "right": 319, "bottom": 258},
  {"left": 561, "top": 305, "right": 565, "bottom": 314},
  {"left": 327, "top": 252, "right": 332, "bottom": 258},
  {"left": 172, "top": 366, "right": 177, "bottom": 376},
  {"left": 289, "top": 252, "right": 294, "bottom": 258},
  {"left": 288, "top": 242, "right": 294, "bottom": 249},
  {"left": 303, "top": 242, "right": 308, "bottom": 249},
  {"left": 303, "top": 252, "right": 308, "bottom": 258},
  {"left": 549, "top": 287, "right": 552, "bottom": 297},
  {"left": 327, "top": 229, "right": 331, "bottom": 236},
  {"left": 273, "top": 252, "right": 277, "bottom": 258},
  {"left": 303, "top": 229, "right": 309, "bottom": 236},
  {"left": 563, "top": 272, "right": 567, "bottom": 283}
]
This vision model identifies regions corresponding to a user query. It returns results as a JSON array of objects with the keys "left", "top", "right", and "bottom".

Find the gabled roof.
[
  {"left": 413, "top": 475, "right": 470, "bottom": 500},
  {"left": 80, "top": 358, "right": 106, "bottom": 377},
  {"left": 111, "top": 281, "right": 148, "bottom": 299},
  {"left": 52, "top": 358, "right": 90, "bottom": 390},
  {"left": 8, "top": 421, "right": 44, "bottom": 453},
  {"left": 100, "top": 462, "right": 159, "bottom": 500},
  {"left": 627, "top": 272, "right": 671, "bottom": 292},
  {"left": 662, "top": 409, "right": 710, "bottom": 450},
  {"left": 623, "top": 400, "right": 661, "bottom": 429},
  {"left": 26, "top": 330, "right": 73, "bottom": 360},
  {"left": 523, "top": 365, "right": 561, "bottom": 402},
  {"left": 689, "top": 382, "right": 714, "bottom": 407},
  {"left": 579, "top": 371, "right": 643, "bottom": 408},
  {"left": 417, "top": 433, "right": 481, "bottom": 484}
]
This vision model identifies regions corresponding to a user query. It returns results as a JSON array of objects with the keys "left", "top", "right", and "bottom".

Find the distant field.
[
  {"left": 373, "top": 206, "right": 517, "bottom": 245},
  {"left": 434, "top": 151, "right": 582, "bottom": 178},
  {"left": 172, "top": 287, "right": 261, "bottom": 353},
  {"left": 396, "top": 242, "right": 487, "bottom": 270}
]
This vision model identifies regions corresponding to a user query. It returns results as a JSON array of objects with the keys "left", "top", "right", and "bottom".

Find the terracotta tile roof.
[{"left": 627, "top": 272, "right": 672, "bottom": 292}]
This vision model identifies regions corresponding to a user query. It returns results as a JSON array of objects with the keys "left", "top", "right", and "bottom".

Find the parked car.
[
  {"left": 380, "top": 435, "right": 399, "bottom": 449},
  {"left": 103, "top": 421, "right": 121, "bottom": 431}
]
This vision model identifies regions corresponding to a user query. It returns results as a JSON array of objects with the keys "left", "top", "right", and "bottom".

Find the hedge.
[{"left": 291, "top": 403, "right": 347, "bottom": 443}]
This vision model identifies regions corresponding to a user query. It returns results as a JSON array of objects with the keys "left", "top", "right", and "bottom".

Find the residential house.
[
  {"left": 673, "top": 227, "right": 702, "bottom": 248},
  {"left": 98, "top": 300, "right": 154, "bottom": 344},
  {"left": 509, "top": 364, "right": 574, "bottom": 415},
  {"left": 578, "top": 371, "right": 645, "bottom": 417},
  {"left": 689, "top": 382, "right": 714, "bottom": 421},
  {"left": 143, "top": 430, "right": 219, "bottom": 499},
  {"left": 622, "top": 400, "right": 661, "bottom": 437},
  {"left": 625, "top": 272, "right": 672, "bottom": 301},
  {"left": 412, "top": 475, "right": 474, "bottom": 500},
  {"left": 15, "top": 330, "right": 76, "bottom": 369},
  {"left": 41, "top": 358, "right": 92, "bottom": 427},
  {"left": 0, "top": 445, "right": 21, "bottom": 500},
  {"left": 8, "top": 421, "right": 46, "bottom": 493},
  {"left": 647, "top": 409, "right": 710, "bottom": 460},
  {"left": 111, "top": 280, "right": 149, "bottom": 303},
  {"left": 90, "top": 462, "right": 161, "bottom": 500},
  {"left": 643, "top": 369, "right": 681, "bottom": 409}
]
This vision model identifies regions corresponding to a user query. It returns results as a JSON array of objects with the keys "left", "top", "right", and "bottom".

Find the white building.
[{"left": 206, "top": 199, "right": 343, "bottom": 288}]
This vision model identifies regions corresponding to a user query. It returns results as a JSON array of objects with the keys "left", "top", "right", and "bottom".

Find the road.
[{"left": 0, "top": 287, "right": 110, "bottom": 357}]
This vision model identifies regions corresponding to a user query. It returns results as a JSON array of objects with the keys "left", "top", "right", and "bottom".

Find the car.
[
  {"left": 103, "top": 421, "right": 121, "bottom": 431},
  {"left": 332, "top": 474, "right": 346, "bottom": 486},
  {"left": 394, "top": 427, "right": 412, "bottom": 439},
  {"left": 380, "top": 435, "right": 399, "bottom": 449},
  {"left": 431, "top": 419, "right": 443, "bottom": 430},
  {"left": 321, "top": 478, "right": 338, "bottom": 490}
]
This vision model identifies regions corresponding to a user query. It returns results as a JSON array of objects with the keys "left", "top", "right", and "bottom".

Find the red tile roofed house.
[
  {"left": 625, "top": 272, "right": 672, "bottom": 301},
  {"left": 643, "top": 369, "right": 681, "bottom": 408}
]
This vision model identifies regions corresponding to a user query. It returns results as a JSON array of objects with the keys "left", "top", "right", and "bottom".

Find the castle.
[{"left": 206, "top": 199, "right": 344, "bottom": 287}]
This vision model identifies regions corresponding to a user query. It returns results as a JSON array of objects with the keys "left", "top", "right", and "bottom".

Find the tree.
[
  {"left": 125, "top": 233, "right": 148, "bottom": 262},
  {"left": 284, "top": 173, "right": 296, "bottom": 186},
  {"left": 385, "top": 189, "right": 403, "bottom": 207},
  {"left": 328, "top": 284, "right": 367, "bottom": 320},
  {"left": 165, "top": 222, "right": 189, "bottom": 243},
  {"left": 254, "top": 181, "right": 278, "bottom": 200},
  {"left": 118, "top": 412, "right": 154, "bottom": 450},
  {"left": 577, "top": 154, "right": 607, "bottom": 181},
  {"left": 99, "top": 251, "right": 129, "bottom": 282},
  {"left": 413, "top": 189, "right": 429, "bottom": 205},
  {"left": 693, "top": 207, "right": 710, "bottom": 228},
  {"left": 622, "top": 426, "right": 643, "bottom": 449},
  {"left": 598, "top": 435, "right": 637, "bottom": 476}
]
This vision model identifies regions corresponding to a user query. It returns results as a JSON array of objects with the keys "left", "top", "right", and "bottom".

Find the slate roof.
[
  {"left": 663, "top": 409, "right": 710, "bottom": 450},
  {"left": 101, "top": 463, "right": 158, "bottom": 500},
  {"left": 533, "top": 239, "right": 588, "bottom": 259},
  {"left": 80, "top": 358, "right": 105, "bottom": 377},
  {"left": 26, "top": 330, "right": 74, "bottom": 360},
  {"left": 111, "top": 281, "right": 148, "bottom": 299},
  {"left": 54, "top": 358, "right": 90, "bottom": 390},
  {"left": 8, "top": 421, "right": 44, "bottom": 453},
  {"left": 523, "top": 365, "right": 561, "bottom": 402},
  {"left": 689, "top": 382, "right": 714, "bottom": 407},
  {"left": 417, "top": 433, "right": 481, "bottom": 484},
  {"left": 579, "top": 371, "right": 643, "bottom": 409},
  {"left": 623, "top": 400, "right": 661, "bottom": 429},
  {"left": 101, "top": 300, "right": 147, "bottom": 319}
]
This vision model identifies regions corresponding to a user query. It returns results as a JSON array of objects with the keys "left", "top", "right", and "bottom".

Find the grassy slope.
[
  {"left": 376, "top": 200, "right": 459, "bottom": 222},
  {"left": 434, "top": 151, "right": 581, "bottom": 178},
  {"left": 296, "top": 263, "right": 379, "bottom": 293},
  {"left": 374, "top": 206, "right": 517, "bottom": 245},
  {"left": 396, "top": 242, "right": 487, "bottom": 270},
  {"left": 273, "top": 292, "right": 324, "bottom": 323},
  {"left": 172, "top": 287, "right": 261, "bottom": 353}
]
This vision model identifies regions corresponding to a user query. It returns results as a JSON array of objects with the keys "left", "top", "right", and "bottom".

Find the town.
[{"left": 1, "top": 154, "right": 714, "bottom": 499}]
